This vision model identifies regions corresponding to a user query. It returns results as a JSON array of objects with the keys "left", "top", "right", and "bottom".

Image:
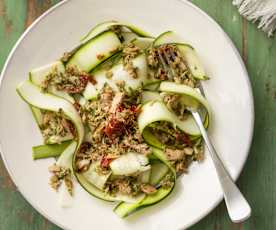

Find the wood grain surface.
[{"left": 0, "top": 0, "right": 275, "bottom": 229}]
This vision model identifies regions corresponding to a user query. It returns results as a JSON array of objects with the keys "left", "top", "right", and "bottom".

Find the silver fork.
[{"left": 157, "top": 48, "right": 251, "bottom": 223}]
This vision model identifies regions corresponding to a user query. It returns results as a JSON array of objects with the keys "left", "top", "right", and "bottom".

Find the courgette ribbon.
[
  {"left": 139, "top": 82, "right": 211, "bottom": 143},
  {"left": 81, "top": 21, "right": 153, "bottom": 44},
  {"left": 16, "top": 80, "right": 84, "bottom": 149}
]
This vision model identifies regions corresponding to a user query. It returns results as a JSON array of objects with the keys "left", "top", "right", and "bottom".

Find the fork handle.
[{"left": 192, "top": 111, "right": 251, "bottom": 223}]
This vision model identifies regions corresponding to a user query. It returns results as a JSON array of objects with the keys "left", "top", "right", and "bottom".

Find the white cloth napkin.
[{"left": 233, "top": 0, "right": 276, "bottom": 36}]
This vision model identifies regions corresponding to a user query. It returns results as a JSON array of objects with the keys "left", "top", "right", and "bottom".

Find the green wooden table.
[{"left": 0, "top": 0, "right": 275, "bottom": 229}]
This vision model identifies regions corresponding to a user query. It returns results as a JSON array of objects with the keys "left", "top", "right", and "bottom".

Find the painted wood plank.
[
  {"left": 236, "top": 18, "right": 276, "bottom": 230},
  {"left": 25, "top": 0, "right": 60, "bottom": 27},
  {"left": 0, "top": 0, "right": 26, "bottom": 67}
]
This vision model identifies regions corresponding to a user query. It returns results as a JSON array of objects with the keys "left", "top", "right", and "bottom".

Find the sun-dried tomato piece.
[
  {"left": 104, "top": 118, "right": 125, "bottom": 139},
  {"left": 130, "top": 105, "right": 141, "bottom": 114},
  {"left": 87, "top": 74, "right": 97, "bottom": 85},
  {"left": 100, "top": 156, "right": 111, "bottom": 168},
  {"left": 176, "top": 133, "right": 192, "bottom": 146},
  {"left": 73, "top": 102, "right": 81, "bottom": 112}
]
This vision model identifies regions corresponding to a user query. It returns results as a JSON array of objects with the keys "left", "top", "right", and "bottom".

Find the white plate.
[{"left": 0, "top": 0, "right": 254, "bottom": 229}]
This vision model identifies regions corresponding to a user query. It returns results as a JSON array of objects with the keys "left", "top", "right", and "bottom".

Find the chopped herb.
[{"left": 42, "top": 66, "right": 95, "bottom": 94}]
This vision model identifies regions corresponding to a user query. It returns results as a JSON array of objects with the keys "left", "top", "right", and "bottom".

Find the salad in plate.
[{"left": 16, "top": 21, "right": 211, "bottom": 217}]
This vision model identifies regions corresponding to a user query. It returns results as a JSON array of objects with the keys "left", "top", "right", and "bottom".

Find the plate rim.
[{"left": 0, "top": 0, "right": 255, "bottom": 229}]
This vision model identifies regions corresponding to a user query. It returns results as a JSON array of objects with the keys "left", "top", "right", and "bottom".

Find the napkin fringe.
[{"left": 233, "top": 0, "right": 276, "bottom": 36}]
